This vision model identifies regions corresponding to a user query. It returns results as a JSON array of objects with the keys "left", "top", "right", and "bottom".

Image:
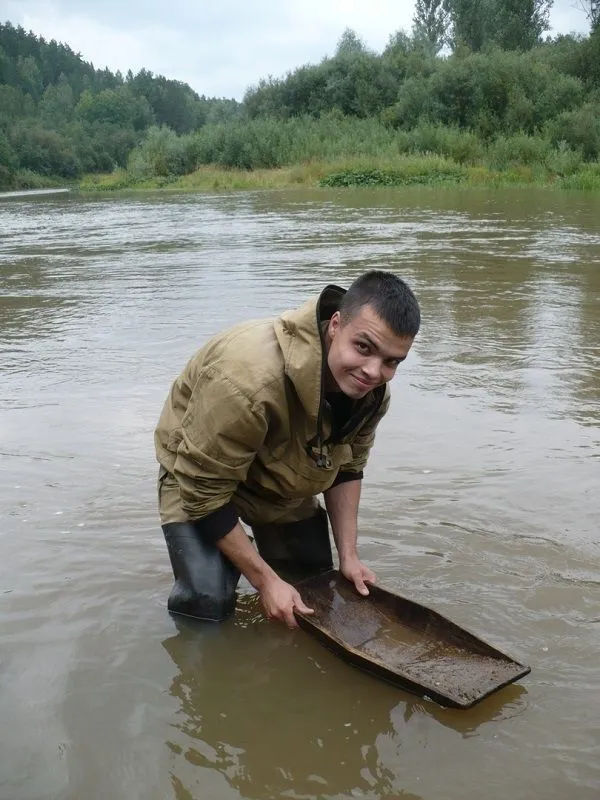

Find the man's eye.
[{"left": 356, "top": 342, "right": 369, "bottom": 353}]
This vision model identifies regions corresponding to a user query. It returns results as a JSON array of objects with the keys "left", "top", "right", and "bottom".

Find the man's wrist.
[
  {"left": 216, "top": 524, "right": 279, "bottom": 591},
  {"left": 338, "top": 545, "right": 359, "bottom": 565},
  {"left": 250, "top": 564, "right": 280, "bottom": 592}
]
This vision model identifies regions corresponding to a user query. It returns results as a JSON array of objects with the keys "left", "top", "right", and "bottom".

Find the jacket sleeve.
[
  {"left": 337, "top": 388, "right": 391, "bottom": 476},
  {"left": 172, "top": 368, "right": 268, "bottom": 536}
]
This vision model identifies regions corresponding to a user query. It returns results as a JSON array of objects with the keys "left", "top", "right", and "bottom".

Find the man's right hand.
[
  {"left": 258, "top": 575, "right": 314, "bottom": 629},
  {"left": 215, "top": 523, "right": 314, "bottom": 628}
]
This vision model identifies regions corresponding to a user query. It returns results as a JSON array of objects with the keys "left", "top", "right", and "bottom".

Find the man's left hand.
[{"left": 340, "top": 556, "right": 376, "bottom": 596}]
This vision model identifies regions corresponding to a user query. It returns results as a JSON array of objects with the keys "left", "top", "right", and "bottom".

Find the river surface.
[{"left": 1, "top": 187, "right": 599, "bottom": 800}]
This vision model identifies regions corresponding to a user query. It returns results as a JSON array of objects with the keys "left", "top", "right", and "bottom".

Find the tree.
[
  {"left": 444, "top": 0, "right": 552, "bottom": 51},
  {"left": 0, "top": 129, "right": 19, "bottom": 171},
  {"left": 444, "top": 0, "right": 490, "bottom": 51},
  {"left": 0, "top": 85, "right": 35, "bottom": 126},
  {"left": 492, "top": 0, "right": 552, "bottom": 50},
  {"left": 10, "top": 121, "right": 80, "bottom": 177},
  {"left": 16, "top": 54, "right": 43, "bottom": 100},
  {"left": 412, "top": 0, "right": 450, "bottom": 53},
  {"left": 76, "top": 86, "right": 153, "bottom": 130},
  {"left": 575, "top": 1, "right": 600, "bottom": 32},
  {"left": 335, "top": 28, "right": 368, "bottom": 57},
  {"left": 0, "top": 44, "right": 16, "bottom": 84},
  {"left": 39, "top": 77, "right": 75, "bottom": 125},
  {"left": 127, "top": 70, "right": 202, "bottom": 133}
]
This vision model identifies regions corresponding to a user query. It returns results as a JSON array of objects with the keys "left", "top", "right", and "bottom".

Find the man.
[{"left": 155, "top": 270, "right": 420, "bottom": 628}]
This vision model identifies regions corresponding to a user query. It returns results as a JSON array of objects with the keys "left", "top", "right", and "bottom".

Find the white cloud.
[
  {"left": 1, "top": 0, "right": 592, "bottom": 99},
  {"left": 551, "top": 3, "right": 590, "bottom": 36}
]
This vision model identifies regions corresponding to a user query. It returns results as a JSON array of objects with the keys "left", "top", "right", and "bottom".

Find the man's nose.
[{"left": 363, "top": 358, "right": 382, "bottom": 380}]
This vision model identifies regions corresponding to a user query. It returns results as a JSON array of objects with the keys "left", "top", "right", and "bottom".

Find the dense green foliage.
[
  {"left": 0, "top": 21, "right": 241, "bottom": 188},
  {"left": 242, "top": 29, "right": 600, "bottom": 128},
  {"left": 413, "top": 1, "right": 449, "bottom": 53},
  {"left": 1, "top": 11, "right": 600, "bottom": 191},
  {"left": 122, "top": 113, "right": 596, "bottom": 179},
  {"left": 445, "top": 0, "right": 552, "bottom": 51}
]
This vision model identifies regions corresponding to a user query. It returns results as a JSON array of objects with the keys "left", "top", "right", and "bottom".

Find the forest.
[{"left": 1, "top": 1, "right": 600, "bottom": 191}]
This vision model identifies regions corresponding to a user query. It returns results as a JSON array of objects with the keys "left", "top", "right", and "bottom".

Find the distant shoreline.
[
  {"left": 5, "top": 160, "right": 600, "bottom": 195},
  {"left": 77, "top": 160, "right": 600, "bottom": 192}
]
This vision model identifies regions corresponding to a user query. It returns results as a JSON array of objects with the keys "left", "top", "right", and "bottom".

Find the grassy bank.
[
  {"left": 77, "top": 155, "right": 600, "bottom": 193},
  {"left": 3, "top": 169, "right": 72, "bottom": 191}
]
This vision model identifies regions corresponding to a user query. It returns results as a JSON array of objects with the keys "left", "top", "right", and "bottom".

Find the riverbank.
[
  {"left": 78, "top": 156, "right": 600, "bottom": 192},
  {"left": 7, "top": 155, "right": 600, "bottom": 195},
  {"left": 3, "top": 171, "right": 71, "bottom": 193}
]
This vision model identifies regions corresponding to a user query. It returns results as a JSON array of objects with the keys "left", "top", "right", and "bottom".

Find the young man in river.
[{"left": 154, "top": 271, "right": 420, "bottom": 627}]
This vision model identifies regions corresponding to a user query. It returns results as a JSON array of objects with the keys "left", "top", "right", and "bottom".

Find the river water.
[{"left": 1, "top": 187, "right": 598, "bottom": 800}]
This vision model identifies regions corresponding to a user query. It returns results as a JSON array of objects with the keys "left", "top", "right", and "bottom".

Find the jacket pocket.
[{"left": 260, "top": 441, "right": 353, "bottom": 498}]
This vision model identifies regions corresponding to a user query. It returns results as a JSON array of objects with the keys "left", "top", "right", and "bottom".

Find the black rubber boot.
[
  {"left": 162, "top": 521, "right": 241, "bottom": 622},
  {"left": 251, "top": 506, "right": 333, "bottom": 581}
]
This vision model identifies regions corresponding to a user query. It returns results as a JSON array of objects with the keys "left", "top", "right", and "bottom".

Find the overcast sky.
[{"left": 1, "top": 0, "right": 591, "bottom": 99}]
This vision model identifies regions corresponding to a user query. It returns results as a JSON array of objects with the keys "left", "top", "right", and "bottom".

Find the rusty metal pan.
[{"left": 294, "top": 570, "right": 531, "bottom": 709}]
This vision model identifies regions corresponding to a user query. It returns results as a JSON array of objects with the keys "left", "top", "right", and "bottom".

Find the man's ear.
[{"left": 329, "top": 311, "right": 341, "bottom": 337}]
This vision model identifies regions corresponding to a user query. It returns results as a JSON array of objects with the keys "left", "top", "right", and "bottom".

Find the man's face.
[{"left": 326, "top": 304, "right": 414, "bottom": 399}]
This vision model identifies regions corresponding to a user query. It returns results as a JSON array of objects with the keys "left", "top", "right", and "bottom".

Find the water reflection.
[{"left": 162, "top": 595, "right": 528, "bottom": 800}]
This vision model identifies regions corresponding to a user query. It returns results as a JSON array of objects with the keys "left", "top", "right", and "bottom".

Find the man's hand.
[
  {"left": 258, "top": 575, "right": 314, "bottom": 629},
  {"left": 340, "top": 555, "right": 376, "bottom": 596}
]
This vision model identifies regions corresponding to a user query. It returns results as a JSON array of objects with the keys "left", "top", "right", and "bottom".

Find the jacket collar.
[{"left": 274, "top": 285, "right": 344, "bottom": 424}]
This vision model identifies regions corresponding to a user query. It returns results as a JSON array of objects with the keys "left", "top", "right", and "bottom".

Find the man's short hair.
[{"left": 339, "top": 271, "right": 421, "bottom": 338}]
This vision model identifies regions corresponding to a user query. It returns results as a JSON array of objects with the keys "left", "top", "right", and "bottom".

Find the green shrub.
[
  {"left": 9, "top": 122, "right": 80, "bottom": 177},
  {"left": 547, "top": 103, "right": 600, "bottom": 161},
  {"left": 545, "top": 142, "right": 584, "bottom": 176},
  {"left": 404, "top": 123, "right": 484, "bottom": 164},
  {"left": 0, "top": 164, "right": 15, "bottom": 190},
  {"left": 556, "top": 162, "right": 600, "bottom": 189},
  {"left": 487, "top": 133, "right": 553, "bottom": 168},
  {"left": 127, "top": 126, "right": 197, "bottom": 177},
  {"left": 320, "top": 155, "right": 467, "bottom": 187}
]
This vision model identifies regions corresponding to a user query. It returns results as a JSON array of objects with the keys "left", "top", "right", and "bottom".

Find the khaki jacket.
[{"left": 154, "top": 285, "right": 389, "bottom": 525}]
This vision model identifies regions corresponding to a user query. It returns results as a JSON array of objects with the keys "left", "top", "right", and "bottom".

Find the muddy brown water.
[{"left": 1, "top": 187, "right": 599, "bottom": 800}]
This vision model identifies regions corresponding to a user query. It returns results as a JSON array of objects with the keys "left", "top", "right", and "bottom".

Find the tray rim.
[{"left": 294, "top": 569, "right": 531, "bottom": 709}]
